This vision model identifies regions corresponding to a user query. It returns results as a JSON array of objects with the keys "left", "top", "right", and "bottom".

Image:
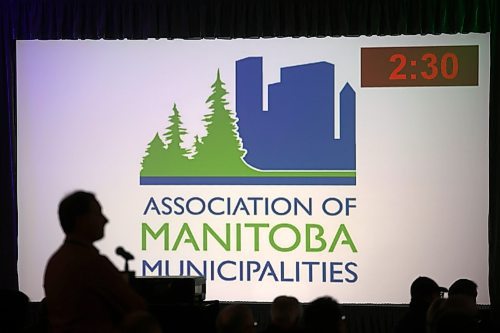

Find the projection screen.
[{"left": 17, "top": 33, "right": 490, "bottom": 303}]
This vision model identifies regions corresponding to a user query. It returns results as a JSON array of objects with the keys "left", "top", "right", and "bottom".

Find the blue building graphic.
[{"left": 236, "top": 57, "right": 356, "bottom": 171}]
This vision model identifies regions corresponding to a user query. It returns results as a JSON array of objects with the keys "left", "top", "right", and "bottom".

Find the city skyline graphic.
[
  {"left": 140, "top": 57, "right": 356, "bottom": 185},
  {"left": 236, "top": 57, "right": 356, "bottom": 171}
]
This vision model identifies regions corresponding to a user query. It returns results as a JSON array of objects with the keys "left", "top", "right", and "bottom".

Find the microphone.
[{"left": 115, "top": 246, "right": 134, "bottom": 260}]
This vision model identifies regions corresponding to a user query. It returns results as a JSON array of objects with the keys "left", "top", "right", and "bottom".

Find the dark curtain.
[
  {"left": 0, "top": 0, "right": 19, "bottom": 291},
  {"left": 1, "top": 0, "right": 498, "bottom": 325}
]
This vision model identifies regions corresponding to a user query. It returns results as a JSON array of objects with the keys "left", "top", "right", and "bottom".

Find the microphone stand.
[
  {"left": 124, "top": 261, "right": 135, "bottom": 282},
  {"left": 124, "top": 258, "right": 130, "bottom": 273},
  {"left": 116, "top": 247, "right": 135, "bottom": 281}
]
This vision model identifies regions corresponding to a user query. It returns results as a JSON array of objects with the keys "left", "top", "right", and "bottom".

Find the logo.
[{"left": 140, "top": 57, "right": 356, "bottom": 185}]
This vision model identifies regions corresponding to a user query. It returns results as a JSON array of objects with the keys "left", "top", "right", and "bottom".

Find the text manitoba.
[{"left": 142, "top": 222, "right": 357, "bottom": 252}]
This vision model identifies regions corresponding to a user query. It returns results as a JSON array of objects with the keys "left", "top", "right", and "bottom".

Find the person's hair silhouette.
[
  {"left": 216, "top": 304, "right": 256, "bottom": 333},
  {"left": 303, "top": 296, "right": 346, "bottom": 333},
  {"left": 58, "top": 191, "right": 99, "bottom": 233},
  {"left": 448, "top": 279, "right": 478, "bottom": 304}
]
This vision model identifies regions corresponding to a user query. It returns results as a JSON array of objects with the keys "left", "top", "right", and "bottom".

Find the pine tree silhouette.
[
  {"left": 164, "top": 103, "right": 189, "bottom": 156},
  {"left": 159, "top": 103, "right": 190, "bottom": 174},
  {"left": 141, "top": 132, "right": 169, "bottom": 176},
  {"left": 191, "top": 134, "right": 203, "bottom": 159},
  {"left": 195, "top": 70, "right": 248, "bottom": 175}
]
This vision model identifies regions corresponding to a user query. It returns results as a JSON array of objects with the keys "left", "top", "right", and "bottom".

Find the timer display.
[{"left": 361, "top": 45, "right": 478, "bottom": 87}]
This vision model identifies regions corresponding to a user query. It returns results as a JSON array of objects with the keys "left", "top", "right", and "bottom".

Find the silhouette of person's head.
[
  {"left": 269, "top": 295, "right": 302, "bottom": 331},
  {"left": 448, "top": 279, "right": 478, "bottom": 305},
  {"left": 427, "top": 296, "right": 479, "bottom": 333},
  {"left": 58, "top": 191, "right": 108, "bottom": 243},
  {"left": 216, "top": 304, "right": 256, "bottom": 333},
  {"left": 0, "top": 289, "right": 30, "bottom": 332},
  {"left": 303, "top": 296, "right": 345, "bottom": 333},
  {"left": 410, "top": 276, "right": 447, "bottom": 305}
]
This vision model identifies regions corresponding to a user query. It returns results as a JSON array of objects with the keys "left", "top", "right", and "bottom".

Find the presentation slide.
[{"left": 17, "top": 33, "right": 490, "bottom": 303}]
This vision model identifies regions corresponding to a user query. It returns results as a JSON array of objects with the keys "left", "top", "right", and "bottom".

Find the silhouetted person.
[
  {"left": 427, "top": 296, "right": 480, "bottom": 333},
  {"left": 25, "top": 297, "right": 49, "bottom": 333},
  {"left": 44, "top": 191, "right": 146, "bottom": 333},
  {"left": 448, "top": 279, "right": 494, "bottom": 332},
  {"left": 303, "top": 296, "right": 346, "bottom": 333},
  {"left": 216, "top": 304, "right": 256, "bottom": 333},
  {"left": 121, "top": 311, "right": 162, "bottom": 333},
  {"left": 448, "top": 279, "right": 478, "bottom": 305},
  {"left": 393, "top": 276, "right": 447, "bottom": 333},
  {"left": 261, "top": 295, "right": 303, "bottom": 333},
  {"left": 0, "top": 289, "right": 30, "bottom": 332}
]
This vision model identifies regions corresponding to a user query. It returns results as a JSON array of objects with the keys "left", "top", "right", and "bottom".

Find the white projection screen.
[{"left": 17, "top": 33, "right": 490, "bottom": 304}]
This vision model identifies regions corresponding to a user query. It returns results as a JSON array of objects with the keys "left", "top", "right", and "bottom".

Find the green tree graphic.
[
  {"left": 140, "top": 69, "right": 355, "bottom": 180},
  {"left": 140, "top": 132, "right": 169, "bottom": 176},
  {"left": 164, "top": 103, "right": 189, "bottom": 165},
  {"left": 194, "top": 70, "right": 248, "bottom": 175},
  {"left": 191, "top": 135, "right": 203, "bottom": 159}
]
